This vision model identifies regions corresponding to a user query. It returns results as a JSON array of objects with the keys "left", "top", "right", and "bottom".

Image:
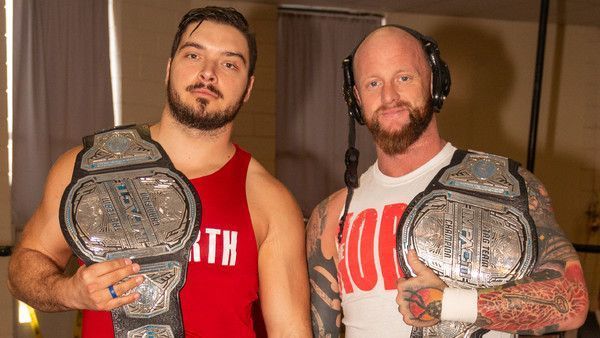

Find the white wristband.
[{"left": 440, "top": 288, "right": 478, "bottom": 323}]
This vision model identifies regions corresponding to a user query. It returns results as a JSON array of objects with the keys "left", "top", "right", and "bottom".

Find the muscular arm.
[
  {"left": 9, "top": 247, "right": 73, "bottom": 312},
  {"left": 475, "top": 168, "right": 588, "bottom": 334},
  {"left": 307, "top": 195, "right": 343, "bottom": 338},
  {"left": 8, "top": 148, "right": 141, "bottom": 312},
  {"left": 247, "top": 160, "right": 311, "bottom": 337},
  {"left": 8, "top": 148, "right": 81, "bottom": 311}
]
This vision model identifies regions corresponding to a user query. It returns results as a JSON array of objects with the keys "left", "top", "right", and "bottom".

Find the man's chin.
[{"left": 370, "top": 121, "right": 409, "bottom": 135}]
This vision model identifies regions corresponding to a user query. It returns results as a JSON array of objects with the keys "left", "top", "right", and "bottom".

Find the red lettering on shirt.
[
  {"left": 347, "top": 208, "right": 378, "bottom": 291},
  {"left": 379, "top": 203, "right": 406, "bottom": 289},
  {"left": 339, "top": 203, "right": 408, "bottom": 294}
]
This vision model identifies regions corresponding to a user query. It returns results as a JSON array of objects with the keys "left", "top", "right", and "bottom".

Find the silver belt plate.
[
  {"left": 60, "top": 125, "right": 200, "bottom": 338},
  {"left": 401, "top": 190, "right": 535, "bottom": 288}
]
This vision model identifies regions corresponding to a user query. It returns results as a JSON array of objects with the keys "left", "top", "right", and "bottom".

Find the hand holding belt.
[
  {"left": 397, "top": 149, "right": 537, "bottom": 338},
  {"left": 60, "top": 124, "right": 201, "bottom": 338}
]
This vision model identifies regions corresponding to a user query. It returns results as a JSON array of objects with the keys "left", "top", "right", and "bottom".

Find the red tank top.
[{"left": 80, "top": 145, "right": 260, "bottom": 337}]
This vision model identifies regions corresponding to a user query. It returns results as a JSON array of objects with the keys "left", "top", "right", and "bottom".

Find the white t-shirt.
[{"left": 337, "top": 143, "right": 511, "bottom": 338}]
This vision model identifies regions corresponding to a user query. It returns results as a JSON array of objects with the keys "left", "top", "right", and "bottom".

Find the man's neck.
[
  {"left": 376, "top": 118, "right": 446, "bottom": 178},
  {"left": 149, "top": 109, "right": 236, "bottom": 178}
]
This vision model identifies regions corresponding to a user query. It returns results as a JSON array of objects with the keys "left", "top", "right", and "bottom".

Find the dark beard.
[
  {"left": 167, "top": 78, "right": 245, "bottom": 131},
  {"left": 366, "top": 99, "right": 434, "bottom": 156}
]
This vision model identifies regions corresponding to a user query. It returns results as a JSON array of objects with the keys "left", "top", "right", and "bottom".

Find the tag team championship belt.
[
  {"left": 60, "top": 125, "right": 201, "bottom": 338},
  {"left": 397, "top": 149, "right": 537, "bottom": 338}
]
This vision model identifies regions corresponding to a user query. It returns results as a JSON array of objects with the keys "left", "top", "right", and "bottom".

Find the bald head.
[{"left": 353, "top": 26, "right": 431, "bottom": 89}]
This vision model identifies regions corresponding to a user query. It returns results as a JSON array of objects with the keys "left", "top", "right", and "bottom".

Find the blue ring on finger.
[{"left": 108, "top": 285, "right": 118, "bottom": 299}]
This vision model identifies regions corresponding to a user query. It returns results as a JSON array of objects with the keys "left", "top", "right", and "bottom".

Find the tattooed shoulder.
[
  {"left": 517, "top": 167, "right": 578, "bottom": 266},
  {"left": 307, "top": 189, "right": 346, "bottom": 258},
  {"left": 518, "top": 167, "right": 556, "bottom": 218}
]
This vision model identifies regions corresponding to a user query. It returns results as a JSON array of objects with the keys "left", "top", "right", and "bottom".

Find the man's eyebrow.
[
  {"left": 178, "top": 42, "right": 205, "bottom": 52},
  {"left": 224, "top": 51, "right": 247, "bottom": 66},
  {"left": 178, "top": 42, "right": 247, "bottom": 66}
]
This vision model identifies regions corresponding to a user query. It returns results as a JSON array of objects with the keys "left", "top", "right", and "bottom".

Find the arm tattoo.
[
  {"left": 477, "top": 263, "right": 587, "bottom": 334},
  {"left": 405, "top": 287, "right": 443, "bottom": 322},
  {"left": 307, "top": 198, "right": 342, "bottom": 338},
  {"left": 475, "top": 169, "right": 588, "bottom": 334},
  {"left": 521, "top": 168, "right": 579, "bottom": 266}
]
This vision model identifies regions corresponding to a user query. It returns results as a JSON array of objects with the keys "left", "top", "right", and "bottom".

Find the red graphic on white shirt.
[{"left": 338, "top": 203, "right": 407, "bottom": 294}]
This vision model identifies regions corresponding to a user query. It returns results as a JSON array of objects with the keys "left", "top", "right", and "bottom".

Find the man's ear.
[
  {"left": 243, "top": 75, "right": 255, "bottom": 102},
  {"left": 165, "top": 58, "right": 172, "bottom": 85}
]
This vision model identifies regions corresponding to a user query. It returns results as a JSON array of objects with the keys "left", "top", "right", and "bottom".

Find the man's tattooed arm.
[
  {"left": 307, "top": 196, "right": 342, "bottom": 338},
  {"left": 475, "top": 168, "right": 589, "bottom": 334}
]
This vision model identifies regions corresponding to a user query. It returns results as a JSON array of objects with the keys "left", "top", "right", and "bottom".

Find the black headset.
[
  {"left": 338, "top": 25, "right": 451, "bottom": 243},
  {"left": 342, "top": 25, "right": 451, "bottom": 125}
]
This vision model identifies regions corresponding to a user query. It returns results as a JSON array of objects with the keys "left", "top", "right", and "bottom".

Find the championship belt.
[
  {"left": 397, "top": 149, "right": 537, "bottom": 338},
  {"left": 60, "top": 125, "right": 201, "bottom": 338}
]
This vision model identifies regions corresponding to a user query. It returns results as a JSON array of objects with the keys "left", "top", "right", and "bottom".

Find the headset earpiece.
[
  {"left": 422, "top": 39, "right": 451, "bottom": 112},
  {"left": 342, "top": 56, "right": 365, "bottom": 125}
]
